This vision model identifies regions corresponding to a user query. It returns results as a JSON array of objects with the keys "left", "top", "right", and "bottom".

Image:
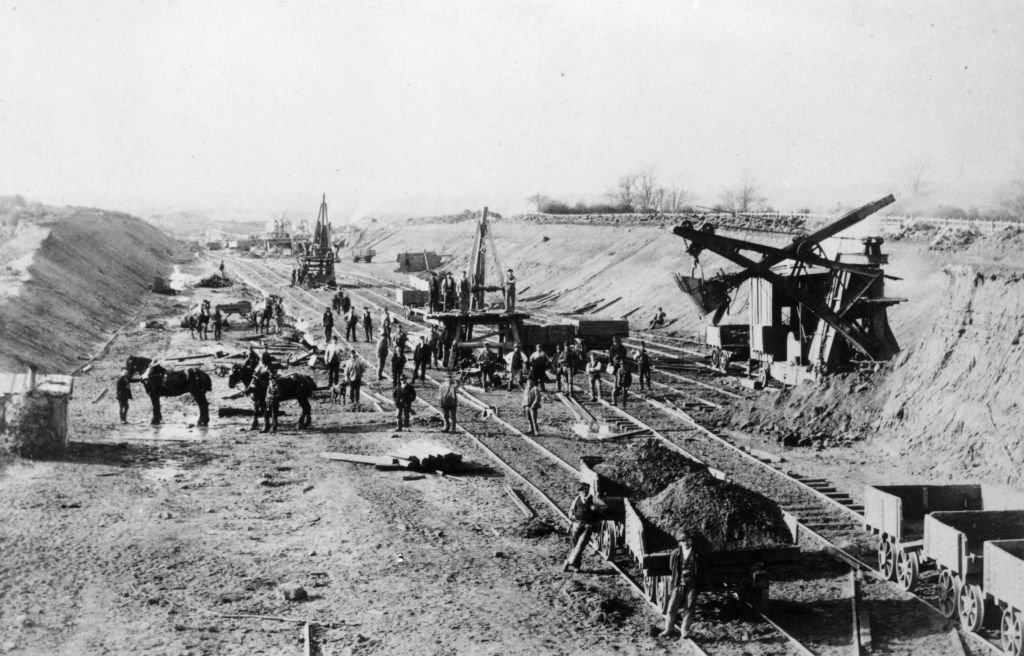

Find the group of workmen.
[{"left": 426, "top": 268, "right": 516, "bottom": 313}]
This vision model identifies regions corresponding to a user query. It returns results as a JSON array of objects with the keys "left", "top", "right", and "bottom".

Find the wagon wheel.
[
  {"left": 958, "top": 583, "right": 986, "bottom": 633},
  {"left": 598, "top": 522, "right": 615, "bottom": 561},
  {"left": 937, "top": 570, "right": 960, "bottom": 618},
  {"left": 895, "top": 548, "right": 920, "bottom": 592},
  {"left": 755, "top": 367, "right": 768, "bottom": 388},
  {"left": 1001, "top": 608, "right": 1024, "bottom": 656},
  {"left": 877, "top": 538, "right": 896, "bottom": 580}
]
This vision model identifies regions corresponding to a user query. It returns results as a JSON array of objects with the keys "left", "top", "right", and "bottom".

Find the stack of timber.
[{"left": 387, "top": 441, "right": 463, "bottom": 473}]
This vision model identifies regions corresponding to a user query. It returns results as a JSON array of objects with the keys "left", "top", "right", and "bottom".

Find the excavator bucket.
[{"left": 673, "top": 273, "right": 731, "bottom": 315}]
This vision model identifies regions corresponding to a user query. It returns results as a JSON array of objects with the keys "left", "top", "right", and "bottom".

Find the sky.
[{"left": 1, "top": 0, "right": 1022, "bottom": 218}]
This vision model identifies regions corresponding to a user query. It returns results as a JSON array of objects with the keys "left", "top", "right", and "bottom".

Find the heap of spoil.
[
  {"left": 594, "top": 439, "right": 705, "bottom": 498},
  {"left": 637, "top": 469, "right": 793, "bottom": 552}
]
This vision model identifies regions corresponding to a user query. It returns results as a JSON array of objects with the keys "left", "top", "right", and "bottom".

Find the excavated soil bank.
[
  {"left": 0, "top": 208, "right": 184, "bottom": 373},
  {"left": 637, "top": 470, "right": 793, "bottom": 552}
]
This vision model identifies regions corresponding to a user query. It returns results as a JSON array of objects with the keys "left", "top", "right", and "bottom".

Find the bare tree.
[
  {"left": 633, "top": 167, "right": 661, "bottom": 212},
  {"left": 659, "top": 184, "right": 691, "bottom": 212},
  {"left": 526, "top": 194, "right": 552, "bottom": 212},
  {"left": 719, "top": 172, "right": 766, "bottom": 213},
  {"left": 607, "top": 172, "right": 638, "bottom": 208},
  {"left": 897, "top": 161, "right": 932, "bottom": 200},
  {"left": 1001, "top": 164, "right": 1024, "bottom": 218}
]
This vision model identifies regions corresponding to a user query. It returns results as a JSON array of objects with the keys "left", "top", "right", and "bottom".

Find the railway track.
[
  {"left": 227, "top": 256, "right": 826, "bottom": 656},
  {"left": 244, "top": 256, "right": 1005, "bottom": 654}
]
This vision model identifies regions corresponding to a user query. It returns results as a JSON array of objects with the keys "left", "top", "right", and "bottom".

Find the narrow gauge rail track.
[
  {"left": 253, "top": 257, "right": 1000, "bottom": 654},
  {"left": 228, "top": 256, "right": 821, "bottom": 656}
]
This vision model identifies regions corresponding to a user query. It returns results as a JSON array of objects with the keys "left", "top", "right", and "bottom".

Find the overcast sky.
[{"left": 1, "top": 0, "right": 1022, "bottom": 217}]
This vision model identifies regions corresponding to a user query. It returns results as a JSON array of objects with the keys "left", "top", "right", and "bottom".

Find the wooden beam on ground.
[
  {"left": 303, "top": 622, "right": 314, "bottom": 656},
  {"left": 503, "top": 484, "right": 536, "bottom": 518},
  {"left": 92, "top": 389, "right": 108, "bottom": 404}
]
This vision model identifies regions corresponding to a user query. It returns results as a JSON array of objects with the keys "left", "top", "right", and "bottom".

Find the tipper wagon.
[
  {"left": 581, "top": 458, "right": 799, "bottom": 611},
  {"left": 983, "top": 539, "right": 1024, "bottom": 656},
  {"left": 923, "top": 510, "right": 1024, "bottom": 631},
  {"left": 863, "top": 483, "right": 984, "bottom": 591}
]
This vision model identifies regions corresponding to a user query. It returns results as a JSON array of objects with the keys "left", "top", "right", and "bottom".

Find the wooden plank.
[
  {"left": 92, "top": 389, "right": 108, "bottom": 404},
  {"left": 319, "top": 452, "right": 393, "bottom": 467},
  {"left": 503, "top": 484, "right": 536, "bottom": 518}
]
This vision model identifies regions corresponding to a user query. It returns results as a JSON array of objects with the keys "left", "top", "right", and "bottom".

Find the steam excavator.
[{"left": 673, "top": 194, "right": 904, "bottom": 386}]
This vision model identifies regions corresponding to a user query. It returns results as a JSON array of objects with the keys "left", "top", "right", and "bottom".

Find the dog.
[{"left": 330, "top": 382, "right": 349, "bottom": 404}]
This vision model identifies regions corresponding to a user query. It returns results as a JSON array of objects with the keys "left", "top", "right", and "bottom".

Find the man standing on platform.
[
  {"left": 459, "top": 270, "right": 471, "bottom": 314},
  {"left": 504, "top": 268, "right": 517, "bottom": 312},
  {"left": 428, "top": 272, "right": 440, "bottom": 312}
]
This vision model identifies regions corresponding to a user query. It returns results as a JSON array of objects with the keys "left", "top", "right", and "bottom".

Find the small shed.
[{"left": 0, "top": 368, "right": 75, "bottom": 458}]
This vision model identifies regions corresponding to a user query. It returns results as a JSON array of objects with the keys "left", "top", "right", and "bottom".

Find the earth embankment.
[
  {"left": 879, "top": 264, "right": 1024, "bottom": 484},
  {"left": 0, "top": 208, "right": 184, "bottom": 373}
]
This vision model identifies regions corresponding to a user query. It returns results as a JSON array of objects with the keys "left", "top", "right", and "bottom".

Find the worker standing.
[
  {"left": 375, "top": 334, "right": 389, "bottom": 379},
  {"left": 504, "top": 268, "right": 517, "bottom": 312},
  {"left": 322, "top": 308, "right": 334, "bottom": 343},
  {"left": 612, "top": 357, "right": 632, "bottom": 407},
  {"left": 362, "top": 307, "right": 373, "bottom": 342},
  {"left": 585, "top": 352, "right": 603, "bottom": 401},
  {"left": 528, "top": 344, "right": 550, "bottom": 390},
  {"left": 212, "top": 306, "right": 223, "bottom": 341},
  {"left": 392, "top": 374, "right": 417, "bottom": 431},
  {"left": 608, "top": 335, "right": 627, "bottom": 364},
  {"left": 660, "top": 532, "right": 698, "bottom": 640},
  {"left": 428, "top": 327, "right": 441, "bottom": 369},
  {"left": 438, "top": 374, "right": 459, "bottom": 432},
  {"left": 345, "top": 350, "right": 365, "bottom": 407},
  {"left": 637, "top": 342, "right": 652, "bottom": 391},
  {"left": 412, "top": 336, "right": 430, "bottom": 382},
  {"left": 522, "top": 378, "right": 542, "bottom": 435},
  {"left": 428, "top": 272, "right": 440, "bottom": 312},
  {"left": 477, "top": 345, "right": 495, "bottom": 391},
  {"left": 390, "top": 346, "right": 407, "bottom": 387},
  {"left": 381, "top": 308, "right": 392, "bottom": 343},
  {"left": 340, "top": 291, "right": 351, "bottom": 315},
  {"left": 459, "top": 271, "right": 472, "bottom": 314},
  {"left": 555, "top": 343, "right": 577, "bottom": 394},
  {"left": 115, "top": 367, "right": 132, "bottom": 424},
  {"left": 325, "top": 337, "right": 341, "bottom": 387},
  {"left": 442, "top": 273, "right": 456, "bottom": 311},
  {"left": 263, "top": 372, "right": 281, "bottom": 433},
  {"left": 507, "top": 343, "right": 525, "bottom": 391},
  {"left": 563, "top": 483, "right": 599, "bottom": 572}
]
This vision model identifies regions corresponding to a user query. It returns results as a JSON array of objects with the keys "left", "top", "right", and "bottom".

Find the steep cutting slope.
[
  {"left": 879, "top": 265, "right": 1024, "bottom": 485},
  {"left": 0, "top": 208, "right": 183, "bottom": 373}
]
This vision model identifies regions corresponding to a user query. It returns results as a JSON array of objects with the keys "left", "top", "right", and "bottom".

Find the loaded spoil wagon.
[{"left": 580, "top": 457, "right": 799, "bottom": 611}]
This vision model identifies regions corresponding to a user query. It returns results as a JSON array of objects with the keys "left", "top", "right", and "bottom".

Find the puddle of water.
[{"left": 103, "top": 423, "right": 210, "bottom": 442}]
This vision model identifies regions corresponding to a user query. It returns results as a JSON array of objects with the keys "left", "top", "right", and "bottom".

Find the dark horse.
[
  {"left": 126, "top": 355, "right": 211, "bottom": 426},
  {"left": 229, "top": 362, "right": 316, "bottom": 432}
]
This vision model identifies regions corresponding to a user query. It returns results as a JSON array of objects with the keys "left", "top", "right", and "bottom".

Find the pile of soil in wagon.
[
  {"left": 594, "top": 439, "right": 705, "bottom": 498},
  {"left": 637, "top": 469, "right": 792, "bottom": 553}
]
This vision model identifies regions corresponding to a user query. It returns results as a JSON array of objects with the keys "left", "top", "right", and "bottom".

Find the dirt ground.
[{"left": 0, "top": 262, "right": 682, "bottom": 656}]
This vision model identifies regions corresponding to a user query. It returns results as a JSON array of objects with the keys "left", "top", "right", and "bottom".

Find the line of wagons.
[
  {"left": 579, "top": 458, "right": 800, "bottom": 614},
  {"left": 865, "top": 483, "right": 1024, "bottom": 655}
]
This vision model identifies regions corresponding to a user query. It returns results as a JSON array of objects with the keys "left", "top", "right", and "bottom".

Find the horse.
[
  {"left": 187, "top": 302, "right": 211, "bottom": 340},
  {"left": 229, "top": 362, "right": 316, "bottom": 432},
  {"left": 126, "top": 355, "right": 211, "bottom": 426},
  {"left": 258, "top": 303, "right": 274, "bottom": 335}
]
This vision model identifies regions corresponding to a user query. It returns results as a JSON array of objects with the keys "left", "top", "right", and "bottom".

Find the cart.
[
  {"left": 863, "top": 483, "right": 984, "bottom": 591},
  {"left": 983, "top": 539, "right": 1024, "bottom": 656},
  {"left": 923, "top": 510, "right": 1024, "bottom": 630}
]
